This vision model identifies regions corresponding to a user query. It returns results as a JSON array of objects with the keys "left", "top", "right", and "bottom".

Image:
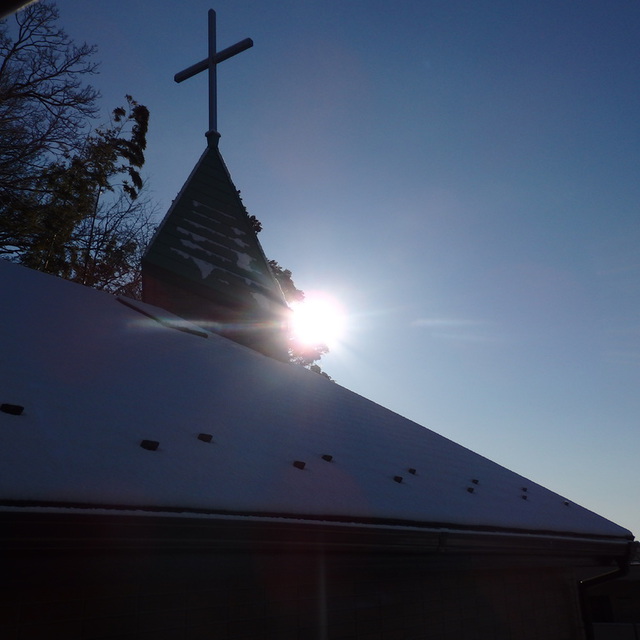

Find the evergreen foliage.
[
  {"left": 267, "top": 259, "right": 331, "bottom": 378},
  {"left": 268, "top": 259, "right": 329, "bottom": 368}
]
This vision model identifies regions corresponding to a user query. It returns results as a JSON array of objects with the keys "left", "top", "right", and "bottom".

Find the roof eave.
[{"left": 1, "top": 509, "right": 631, "bottom": 568}]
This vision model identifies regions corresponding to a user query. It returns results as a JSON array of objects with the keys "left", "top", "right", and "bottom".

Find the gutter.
[{"left": 0, "top": 509, "right": 632, "bottom": 561}]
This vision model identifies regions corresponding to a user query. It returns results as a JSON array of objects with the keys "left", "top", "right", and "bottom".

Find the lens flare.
[{"left": 290, "top": 292, "right": 346, "bottom": 349}]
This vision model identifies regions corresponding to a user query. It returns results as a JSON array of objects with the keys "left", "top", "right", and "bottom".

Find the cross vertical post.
[
  {"left": 174, "top": 9, "right": 253, "bottom": 142},
  {"left": 208, "top": 9, "right": 217, "bottom": 135}
]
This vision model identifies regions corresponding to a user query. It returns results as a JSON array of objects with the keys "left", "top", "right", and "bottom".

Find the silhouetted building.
[
  {"left": 0, "top": 9, "right": 634, "bottom": 636},
  {"left": 0, "top": 257, "right": 634, "bottom": 640}
]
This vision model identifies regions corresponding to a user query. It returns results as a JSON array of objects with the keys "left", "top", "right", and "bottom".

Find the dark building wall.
[
  {"left": 1, "top": 546, "right": 585, "bottom": 640},
  {"left": 141, "top": 263, "right": 290, "bottom": 360},
  {"left": 588, "top": 567, "right": 640, "bottom": 625}
]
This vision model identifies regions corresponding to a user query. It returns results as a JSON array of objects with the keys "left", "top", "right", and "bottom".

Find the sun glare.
[{"left": 290, "top": 292, "right": 346, "bottom": 349}]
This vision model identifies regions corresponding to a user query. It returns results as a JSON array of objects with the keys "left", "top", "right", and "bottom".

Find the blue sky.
[{"left": 54, "top": 0, "right": 640, "bottom": 535}]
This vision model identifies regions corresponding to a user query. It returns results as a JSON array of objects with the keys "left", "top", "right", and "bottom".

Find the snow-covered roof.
[{"left": 0, "top": 259, "right": 632, "bottom": 541}]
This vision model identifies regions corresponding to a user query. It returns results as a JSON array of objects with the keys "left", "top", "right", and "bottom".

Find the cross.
[{"left": 174, "top": 9, "right": 253, "bottom": 141}]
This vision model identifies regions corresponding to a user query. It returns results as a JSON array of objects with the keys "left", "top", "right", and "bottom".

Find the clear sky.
[{"left": 53, "top": 0, "right": 640, "bottom": 536}]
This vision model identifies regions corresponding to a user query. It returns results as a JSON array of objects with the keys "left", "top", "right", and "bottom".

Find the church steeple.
[{"left": 142, "top": 10, "right": 290, "bottom": 360}]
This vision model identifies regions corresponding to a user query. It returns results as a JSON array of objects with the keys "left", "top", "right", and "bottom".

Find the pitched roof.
[{"left": 0, "top": 259, "right": 632, "bottom": 542}]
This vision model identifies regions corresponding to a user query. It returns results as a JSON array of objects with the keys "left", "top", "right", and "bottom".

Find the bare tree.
[
  {"left": 0, "top": 1, "right": 98, "bottom": 210},
  {"left": 73, "top": 186, "right": 157, "bottom": 298},
  {"left": 0, "top": 2, "right": 154, "bottom": 299}
]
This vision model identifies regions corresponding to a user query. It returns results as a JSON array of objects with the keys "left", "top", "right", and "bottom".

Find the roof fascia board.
[{"left": 0, "top": 511, "right": 632, "bottom": 566}]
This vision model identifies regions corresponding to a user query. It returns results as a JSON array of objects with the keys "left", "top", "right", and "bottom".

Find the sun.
[{"left": 290, "top": 292, "right": 346, "bottom": 349}]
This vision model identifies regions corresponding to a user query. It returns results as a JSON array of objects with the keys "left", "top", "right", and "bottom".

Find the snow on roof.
[{"left": 0, "top": 259, "right": 632, "bottom": 540}]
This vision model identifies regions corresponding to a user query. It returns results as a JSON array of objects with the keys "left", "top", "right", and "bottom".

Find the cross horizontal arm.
[{"left": 174, "top": 38, "right": 254, "bottom": 83}]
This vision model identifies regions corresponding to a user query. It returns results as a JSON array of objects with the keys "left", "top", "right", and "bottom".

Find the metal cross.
[{"left": 175, "top": 9, "right": 253, "bottom": 140}]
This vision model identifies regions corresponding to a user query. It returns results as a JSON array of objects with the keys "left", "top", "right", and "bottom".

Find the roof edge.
[{"left": 0, "top": 501, "right": 633, "bottom": 550}]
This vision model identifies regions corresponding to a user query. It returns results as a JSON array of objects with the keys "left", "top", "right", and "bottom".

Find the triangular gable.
[{"left": 142, "top": 143, "right": 289, "bottom": 360}]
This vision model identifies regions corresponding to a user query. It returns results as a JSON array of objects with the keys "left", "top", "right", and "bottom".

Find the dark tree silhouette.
[
  {"left": 0, "top": 3, "right": 155, "bottom": 297},
  {"left": 0, "top": 1, "right": 98, "bottom": 215},
  {"left": 15, "top": 97, "right": 154, "bottom": 294}
]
